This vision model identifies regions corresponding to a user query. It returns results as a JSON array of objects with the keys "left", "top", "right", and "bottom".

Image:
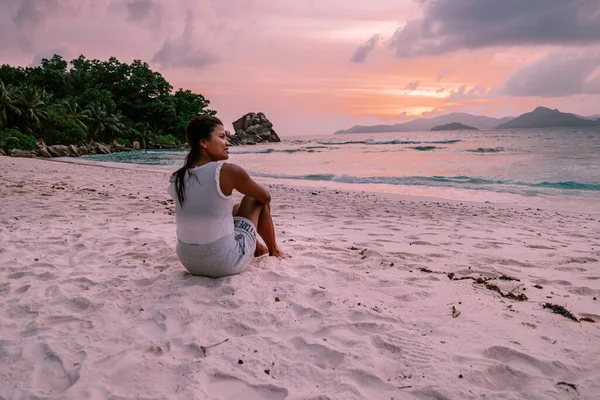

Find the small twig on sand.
[
  {"left": 201, "top": 338, "right": 229, "bottom": 356},
  {"left": 398, "top": 385, "right": 413, "bottom": 389},
  {"left": 556, "top": 381, "right": 578, "bottom": 393}
]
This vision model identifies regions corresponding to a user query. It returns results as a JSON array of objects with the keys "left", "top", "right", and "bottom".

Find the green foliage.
[
  {"left": 114, "top": 137, "right": 131, "bottom": 146},
  {"left": 0, "top": 80, "right": 21, "bottom": 127},
  {"left": 153, "top": 134, "right": 179, "bottom": 145},
  {"left": 78, "top": 88, "right": 115, "bottom": 111},
  {"left": 0, "top": 128, "right": 37, "bottom": 150},
  {"left": 44, "top": 110, "right": 87, "bottom": 145},
  {"left": 0, "top": 65, "right": 27, "bottom": 87},
  {"left": 173, "top": 89, "right": 216, "bottom": 139},
  {"left": 83, "top": 103, "right": 125, "bottom": 142},
  {"left": 27, "top": 55, "right": 70, "bottom": 99},
  {"left": 0, "top": 54, "right": 217, "bottom": 146},
  {"left": 13, "top": 86, "right": 53, "bottom": 135}
]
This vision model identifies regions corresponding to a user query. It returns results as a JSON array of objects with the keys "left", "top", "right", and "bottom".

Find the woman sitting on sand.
[{"left": 168, "top": 115, "right": 289, "bottom": 278}]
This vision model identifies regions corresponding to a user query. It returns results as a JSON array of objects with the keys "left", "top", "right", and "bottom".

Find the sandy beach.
[{"left": 1, "top": 156, "right": 599, "bottom": 400}]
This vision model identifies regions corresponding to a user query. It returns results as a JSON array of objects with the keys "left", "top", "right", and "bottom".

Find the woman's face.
[{"left": 201, "top": 125, "right": 230, "bottom": 161}]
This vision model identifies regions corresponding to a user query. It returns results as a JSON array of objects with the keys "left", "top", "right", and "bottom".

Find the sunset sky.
[{"left": 1, "top": 0, "right": 600, "bottom": 135}]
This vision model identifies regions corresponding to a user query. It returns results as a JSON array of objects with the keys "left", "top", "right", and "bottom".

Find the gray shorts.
[{"left": 176, "top": 217, "right": 257, "bottom": 278}]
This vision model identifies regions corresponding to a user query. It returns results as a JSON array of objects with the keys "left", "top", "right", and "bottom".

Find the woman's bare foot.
[
  {"left": 269, "top": 247, "right": 291, "bottom": 259},
  {"left": 254, "top": 241, "right": 268, "bottom": 257}
]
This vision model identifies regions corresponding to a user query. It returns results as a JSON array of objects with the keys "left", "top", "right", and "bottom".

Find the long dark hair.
[{"left": 171, "top": 115, "right": 224, "bottom": 206}]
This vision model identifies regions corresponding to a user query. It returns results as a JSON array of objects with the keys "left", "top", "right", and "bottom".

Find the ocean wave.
[
  {"left": 82, "top": 151, "right": 178, "bottom": 165},
  {"left": 466, "top": 147, "right": 505, "bottom": 153},
  {"left": 411, "top": 146, "right": 439, "bottom": 151},
  {"left": 430, "top": 140, "right": 462, "bottom": 144},
  {"left": 317, "top": 139, "right": 461, "bottom": 146},
  {"left": 251, "top": 172, "right": 600, "bottom": 192},
  {"left": 230, "top": 148, "right": 321, "bottom": 154}
]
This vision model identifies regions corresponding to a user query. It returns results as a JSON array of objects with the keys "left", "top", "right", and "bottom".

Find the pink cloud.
[{"left": 0, "top": 0, "right": 599, "bottom": 134}]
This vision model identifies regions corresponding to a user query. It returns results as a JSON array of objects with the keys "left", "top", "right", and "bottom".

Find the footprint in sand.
[
  {"left": 472, "top": 363, "right": 534, "bottom": 391},
  {"left": 568, "top": 286, "right": 597, "bottom": 296},
  {"left": 32, "top": 343, "right": 83, "bottom": 395},
  {"left": 320, "top": 322, "right": 443, "bottom": 373},
  {"left": 138, "top": 311, "right": 168, "bottom": 338},
  {"left": 483, "top": 345, "right": 574, "bottom": 377},
  {"left": 203, "top": 374, "right": 288, "bottom": 400},
  {"left": 371, "top": 335, "right": 403, "bottom": 355},
  {"left": 560, "top": 257, "right": 598, "bottom": 265},
  {"left": 290, "top": 336, "right": 345, "bottom": 369}
]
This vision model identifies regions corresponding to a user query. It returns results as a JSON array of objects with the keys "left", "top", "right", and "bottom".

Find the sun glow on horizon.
[{"left": 375, "top": 89, "right": 449, "bottom": 98}]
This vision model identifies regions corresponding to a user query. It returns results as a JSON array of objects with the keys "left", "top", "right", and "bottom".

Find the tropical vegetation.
[{"left": 0, "top": 54, "right": 215, "bottom": 151}]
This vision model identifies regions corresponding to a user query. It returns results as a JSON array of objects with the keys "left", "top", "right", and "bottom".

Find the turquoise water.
[{"left": 81, "top": 128, "right": 600, "bottom": 212}]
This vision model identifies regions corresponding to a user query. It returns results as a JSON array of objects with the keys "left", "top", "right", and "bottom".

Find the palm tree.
[
  {"left": 62, "top": 98, "right": 88, "bottom": 130},
  {"left": 14, "top": 86, "right": 53, "bottom": 134},
  {"left": 135, "top": 122, "right": 152, "bottom": 152},
  {"left": 0, "top": 81, "right": 21, "bottom": 128},
  {"left": 82, "top": 103, "right": 125, "bottom": 142},
  {"left": 0, "top": 129, "right": 18, "bottom": 149}
]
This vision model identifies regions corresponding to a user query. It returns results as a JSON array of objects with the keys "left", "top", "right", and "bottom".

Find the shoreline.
[
  {"left": 1, "top": 156, "right": 599, "bottom": 399},
  {"left": 44, "top": 155, "right": 600, "bottom": 216}
]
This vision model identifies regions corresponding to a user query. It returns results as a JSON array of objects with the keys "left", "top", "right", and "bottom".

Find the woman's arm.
[{"left": 220, "top": 163, "right": 271, "bottom": 204}]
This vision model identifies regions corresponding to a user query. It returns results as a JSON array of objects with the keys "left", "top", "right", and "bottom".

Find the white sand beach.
[{"left": 1, "top": 156, "right": 599, "bottom": 400}]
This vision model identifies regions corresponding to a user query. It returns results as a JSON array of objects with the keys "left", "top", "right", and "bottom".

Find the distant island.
[
  {"left": 431, "top": 122, "right": 477, "bottom": 131},
  {"left": 496, "top": 107, "right": 600, "bottom": 129},
  {"left": 335, "top": 113, "right": 511, "bottom": 134},
  {"left": 335, "top": 107, "right": 600, "bottom": 134}
]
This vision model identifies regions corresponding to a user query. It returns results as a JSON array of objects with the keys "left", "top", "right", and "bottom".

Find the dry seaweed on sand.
[
  {"left": 579, "top": 317, "right": 596, "bottom": 323},
  {"left": 484, "top": 283, "right": 528, "bottom": 301},
  {"left": 542, "top": 303, "right": 578, "bottom": 322},
  {"left": 499, "top": 275, "right": 520, "bottom": 281},
  {"left": 425, "top": 269, "right": 526, "bottom": 300}
]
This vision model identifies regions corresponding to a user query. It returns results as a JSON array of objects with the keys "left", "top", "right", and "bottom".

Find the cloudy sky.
[{"left": 1, "top": 0, "right": 600, "bottom": 135}]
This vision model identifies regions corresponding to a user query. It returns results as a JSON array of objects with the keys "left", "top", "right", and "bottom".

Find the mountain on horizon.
[
  {"left": 496, "top": 107, "right": 600, "bottom": 129},
  {"left": 335, "top": 113, "right": 513, "bottom": 134},
  {"left": 575, "top": 113, "right": 600, "bottom": 120}
]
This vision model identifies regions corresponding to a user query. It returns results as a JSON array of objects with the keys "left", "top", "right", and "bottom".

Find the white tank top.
[{"left": 168, "top": 161, "right": 234, "bottom": 245}]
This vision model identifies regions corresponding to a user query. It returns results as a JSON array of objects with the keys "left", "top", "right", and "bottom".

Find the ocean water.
[{"left": 80, "top": 128, "right": 600, "bottom": 213}]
